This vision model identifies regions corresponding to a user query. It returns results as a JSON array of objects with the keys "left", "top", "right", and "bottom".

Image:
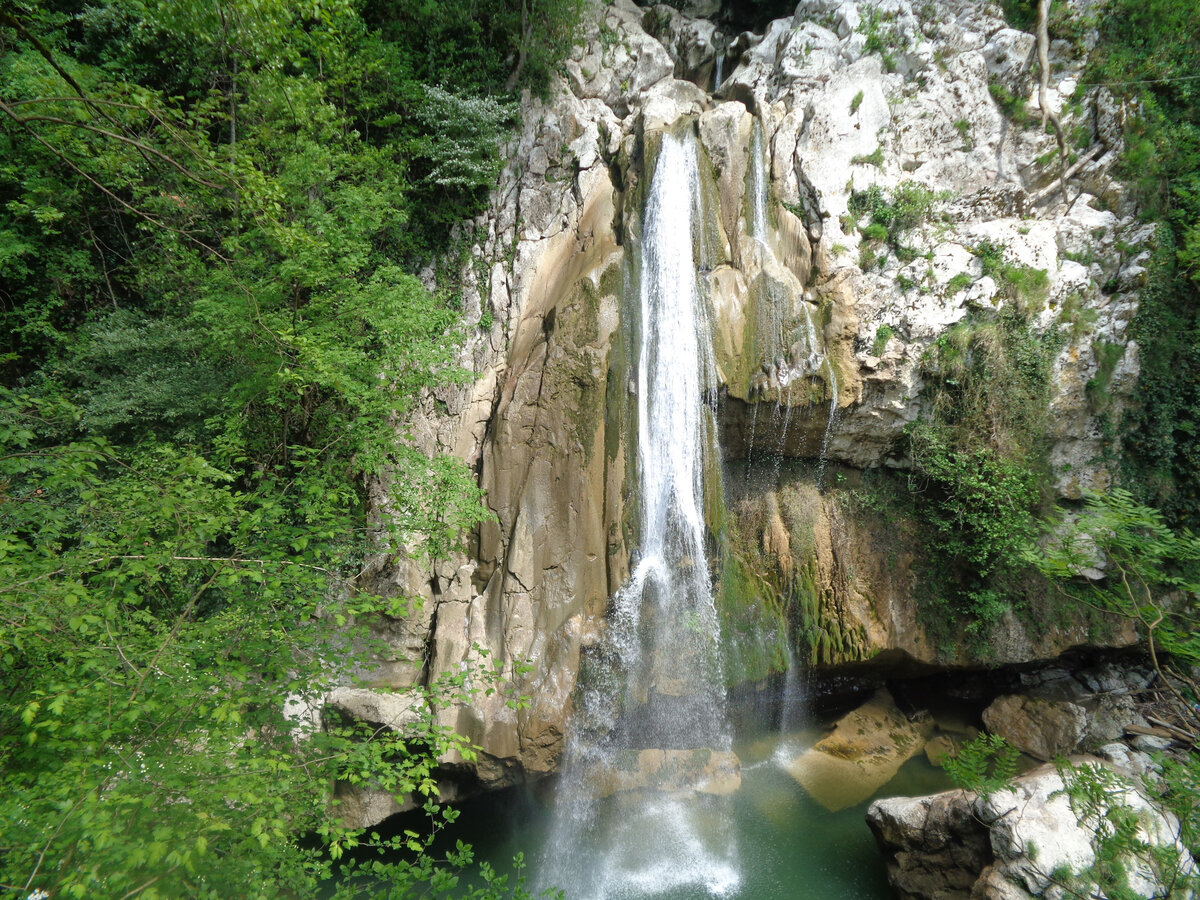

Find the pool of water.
[{"left": 437, "top": 726, "right": 954, "bottom": 900}]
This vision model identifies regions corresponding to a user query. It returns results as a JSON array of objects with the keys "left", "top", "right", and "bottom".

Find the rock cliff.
[{"left": 340, "top": 0, "right": 1150, "bottom": 816}]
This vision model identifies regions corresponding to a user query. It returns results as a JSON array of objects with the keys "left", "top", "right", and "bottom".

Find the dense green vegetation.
[
  {"left": 0, "top": 0, "right": 578, "bottom": 896},
  {"left": 906, "top": 299, "right": 1061, "bottom": 629},
  {"left": 1085, "top": 0, "right": 1200, "bottom": 528}
]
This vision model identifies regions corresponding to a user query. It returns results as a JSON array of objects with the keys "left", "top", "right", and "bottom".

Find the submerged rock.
[
  {"left": 586, "top": 748, "right": 742, "bottom": 798},
  {"left": 784, "top": 689, "right": 934, "bottom": 811}
]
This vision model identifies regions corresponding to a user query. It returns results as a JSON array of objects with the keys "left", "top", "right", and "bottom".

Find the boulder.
[
  {"left": 784, "top": 689, "right": 934, "bottom": 810},
  {"left": 326, "top": 687, "right": 425, "bottom": 731},
  {"left": 868, "top": 760, "right": 1198, "bottom": 900},
  {"left": 866, "top": 789, "right": 990, "bottom": 899},
  {"left": 982, "top": 694, "right": 1088, "bottom": 761}
]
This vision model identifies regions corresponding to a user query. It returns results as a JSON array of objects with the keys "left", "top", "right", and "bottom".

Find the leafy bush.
[
  {"left": 908, "top": 422, "right": 1040, "bottom": 577},
  {"left": 851, "top": 146, "right": 885, "bottom": 168},
  {"left": 906, "top": 308, "right": 1063, "bottom": 623},
  {"left": 848, "top": 182, "right": 945, "bottom": 269},
  {"left": 972, "top": 239, "right": 1049, "bottom": 308},
  {"left": 862, "top": 222, "right": 889, "bottom": 242},
  {"left": 872, "top": 323, "right": 895, "bottom": 355},
  {"left": 988, "top": 80, "right": 1036, "bottom": 128},
  {"left": 946, "top": 272, "right": 973, "bottom": 295},
  {"left": 0, "top": 0, "right": 587, "bottom": 893},
  {"left": 942, "top": 733, "right": 1019, "bottom": 799}
]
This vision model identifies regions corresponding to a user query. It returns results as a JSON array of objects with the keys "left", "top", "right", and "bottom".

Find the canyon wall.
[{"left": 336, "top": 0, "right": 1148, "bottom": 820}]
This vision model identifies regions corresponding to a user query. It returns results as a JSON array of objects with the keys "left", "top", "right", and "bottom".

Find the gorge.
[
  {"left": 352, "top": 0, "right": 1141, "bottom": 803},
  {"left": 327, "top": 0, "right": 1199, "bottom": 896},
  {"left": 4, "top": 0, "right": 1197, "bottom": 895}
]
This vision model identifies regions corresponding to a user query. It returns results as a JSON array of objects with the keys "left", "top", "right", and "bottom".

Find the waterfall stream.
[
  {"left": 539, "top": 131, "right": 739, "bottom": 900},
  {"left": 748, "top": 121, "right": 769, "bottom": 247}
]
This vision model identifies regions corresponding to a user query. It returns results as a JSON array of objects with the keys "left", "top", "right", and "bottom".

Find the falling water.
[
  {"left": 748, "top": 120, "right": 769, "bottom": 246},
  {"left": 539, "top": 131, "right": 739, "bottom": 900},
  {"left": 778, "top": 642, "right": 807, "bottom": 736},
  {"left": 713, "top": 54, "right": 725, "bottom": 90},
  {"left": 815, "top": 362, "right": 840, "bottom": 487}
]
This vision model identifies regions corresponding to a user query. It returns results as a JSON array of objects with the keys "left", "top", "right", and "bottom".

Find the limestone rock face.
[
  {"left": 332, "top": 0, "right": 1149, "bottom": 811},
  {"left": 868, "top": 762, "right": 1199, "bottom": 900},
  {"left": 722, "top": 475, "right": 1138, "bottom": 668}
]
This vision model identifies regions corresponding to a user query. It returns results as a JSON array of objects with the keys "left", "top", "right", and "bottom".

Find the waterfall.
[
  {"left": 539, "top": 131, "right": 739, "bottom": 900},
  {"left": 713, "top": 54, "right": 725, "bottom": 90},
  {"left": 815, "top": 362, "right": 840, "bottom": 487},
  {"left": 748, "top": 120, "right": 769, "bottom": 246}
]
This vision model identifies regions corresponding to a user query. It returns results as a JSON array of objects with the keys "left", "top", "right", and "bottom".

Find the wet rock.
[
  {"left": 586, "top": 748, "right": 742, "bottom": 798},
  {"left": 784, "top": 689, "right": 934, "bottom": 811}
]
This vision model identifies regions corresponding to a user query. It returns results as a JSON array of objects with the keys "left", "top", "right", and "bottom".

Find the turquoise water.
[{"left": 439, "top": 727, "right": 954, "bottom": 900}]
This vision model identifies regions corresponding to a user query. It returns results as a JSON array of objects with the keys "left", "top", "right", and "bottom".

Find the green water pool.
[{"left": 439, "top": 728, "right": 953, "bottom": 899}]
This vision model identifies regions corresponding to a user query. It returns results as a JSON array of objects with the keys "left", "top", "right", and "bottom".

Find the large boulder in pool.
[{"left": 783, "top": 689, "right": 934, "bottom": 811}]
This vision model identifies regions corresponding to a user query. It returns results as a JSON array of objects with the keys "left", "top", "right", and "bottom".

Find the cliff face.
[{"left": 339, "top": 0, "right": 1148, "bottom": 818}]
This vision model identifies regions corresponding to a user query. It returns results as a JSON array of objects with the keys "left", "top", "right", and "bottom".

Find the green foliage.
[
  {"left": 1084, "top": 0, "right": 1200, "bottom": 527},
  {"left": 1025, "top": 489, "right": 1200, "bottom": 709},
  {"left": 858, "top": 8, "right": 903, "bottom": 72},
  {"left": 850, "top": 182, "right": 943, "bottom": 235},
  {"left": 1058, "top": 290, "right": 1099, "bottom": 339},
  {"left": 1026, "top": 491, "right": 1200, "bottom": 896},
  {"left": 0, "top": 398, "right": 509, "bottom": 898},
  {"left": 1086, "top": 340, "right": 1126, "bottom": 415},
  {"left": 942, "top": 733, "right": 1019, "bottom": 799},
  {"left": 973, "top": 239, "right": 1050, "bottom": 308},
  {"left": 0, "top": 0, "right": 586, "bottom": 894},
  {"left": 862, "top": 222, "right": 889, "bottom": 242},
  {"left": 1054, "top": 760, "right": 1200, "bottom": 899},
  {"left": 953, "top": 118, "right": 973, "bottom": 151},
  {"left": 872, "top": 324, "right": 895, "bottom": 356},
  {"left": 908, "top": 422, "right": 1040, "bottom": 578},
  {"left": 907, "top": 308, "right": 1063, "bottom": 623},
  {"left": 946, "top": 272, "right": 973, "bottom": 295},
  {"left": 851, "top": 146, "right": 884, "bottom": 168},
  {"left": 999, "top": 0, "right": 1037, "bottom": 32},
  {"left": 850, "top": 90, "right": 864, "bottom": 115},
  {"left": 849, "top": 181, "right": 945, "bottom": 268},
  {"left": 988, "top": 79, "right": 1036, "bottom": 128},
  {"left": 1159, "top": 752, "right": 1200, "bottom": 861}
]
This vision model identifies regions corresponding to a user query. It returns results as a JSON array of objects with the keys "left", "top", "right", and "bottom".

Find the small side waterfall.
[
  {"left": 539, "top": 131, "right": 739, "bottom": 899},
  {"left": 743, "top": 118, "right": 834, "bottom": 479}
]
